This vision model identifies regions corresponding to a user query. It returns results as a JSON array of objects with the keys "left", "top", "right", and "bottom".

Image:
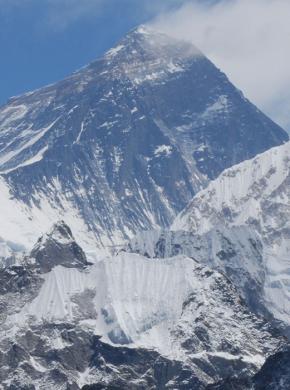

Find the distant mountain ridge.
[{"left": 0, "top": 25, "right": 287, "bottom": 255}]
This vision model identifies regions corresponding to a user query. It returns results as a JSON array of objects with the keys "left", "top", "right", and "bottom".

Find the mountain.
[
  {"left": 207, "top": 345, "right": 290, "bottom": 389},
  {"left": 0, "top": 222, "right": 283, "bottom": 389},
  {"left": 252, "top": 345, "right": 290, "bottom": 389},
  {"left": 127, "top": 226, "right": 268, "bottom": 319},
  {"left": 166, "top": 141, "right": 290, "bottom": 334},
  {"left": 125, "top": 140, "right": 290, "bottom": 387},
  {"left": 0, "top": 25, "right": 288, "bottom": 256},
  {"left": 30, "top": 221, "right": 88, "bottom": 272}
]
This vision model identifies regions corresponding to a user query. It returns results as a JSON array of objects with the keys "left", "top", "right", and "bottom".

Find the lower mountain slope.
[{"left": 0, "top": 222, "right": 283, "bottom": 389}]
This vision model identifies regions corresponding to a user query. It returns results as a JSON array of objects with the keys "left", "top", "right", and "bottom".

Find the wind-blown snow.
[
  {"left": 154, "top": 144, "right": 173, "bottom": 157},
  {"left": 0, "top": 117, "right": 60, "bottom": 170},
  {"left": 1, "top": 145, "right": 49, "bottom": 174},
  {"left": 105, "top": 44, "right": 125, "bottom": 58},
  {"left": 201, "top": 95, "right": 230, "bottom": 120}
]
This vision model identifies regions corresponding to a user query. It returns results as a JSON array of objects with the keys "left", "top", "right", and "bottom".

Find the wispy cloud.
[
  {"left": 152, "top": 0, "right": 290, "bottom": 130},
  {"left": 1, "top": 0, "right": 288, "bottom": 130}
]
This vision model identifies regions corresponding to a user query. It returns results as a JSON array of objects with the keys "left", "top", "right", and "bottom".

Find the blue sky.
[
  {"left": 0, "top": 0, "right": 190, "bottom": 105},
  {"left": 0, "top": 0, "right": 289, "bottom": 131}
]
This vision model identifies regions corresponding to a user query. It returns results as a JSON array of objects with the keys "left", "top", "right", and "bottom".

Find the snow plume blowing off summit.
[
  {"left": 151, "top": 0, "right": 290, "bottom": 132},
  {"left": 0, "top": 25, "right": 287, "bottom": 258}
]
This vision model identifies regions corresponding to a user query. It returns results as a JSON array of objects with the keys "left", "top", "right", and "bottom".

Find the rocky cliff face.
[
  {"left": 168, "top": 141, "right": 290, "bottom": 335},
  {"left": 30, "top": 221, "right": 88, "bottom": 273},
  {"left": 0, "top": 223, "right": 283, "bottom": 389},
  {"left": 0, "top": 26, "right": 287, "bottom": 254},
  {"left": 252, "top": 345, "right": 290, "bottom": 389},
  {"left": 206, "top": 345, "right": 290, "bottom": 390}
]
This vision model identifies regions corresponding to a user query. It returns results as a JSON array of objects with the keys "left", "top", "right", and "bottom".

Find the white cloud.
[
  {"left": 151, "top": 0, "right": 290, "bottom": 131},
  {"left": 1, "top": 0, "right": 289, "bottom": 130}
]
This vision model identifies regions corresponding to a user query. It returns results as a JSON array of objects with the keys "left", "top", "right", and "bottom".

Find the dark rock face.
[
  {"left": 30, "top": 221, "right": 88, "bottom": 272},
  {"left": 0, "top": 264, "right": 42, "bottom": 327},
  {"left": 86, "top": 338, "right": 204, "bottom": 390},
  {"left": 0, "top": 324, "right": 204, "bottom": 390},
  {"left": 1, "top": 322, "right": 284, "bottom": 389},
  {"left": 253, "top": 346, "right": 290, "bottom": 389},
  {"left": 206, "top": 378, "right": 252, "bottom": 390},
  {"left": 0, "top": 27, "right": 287, "bottom": 246},
  {"left": 0, "top": 265, "right": 37, "bottom": 294},
  {"left": 206, "top": 345, "right": 290, "bottom": 390}
]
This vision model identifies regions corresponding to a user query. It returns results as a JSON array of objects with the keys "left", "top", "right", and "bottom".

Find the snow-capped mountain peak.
[
  {"left": 30, "top": 220, "right": 88, "bottom": 272},
  {"left": 102, "top": 24, "right": 202, "bottom": 87},
  {"left": 0, "top": 25, "right": 287, "bottom": 256},
  {"left": 171, "top": 141, "right": 290, "bottom": 333},
  {"left": 172, "top": 141, "right": 290, "bottom": 235},
  {"left": 0, "top": 23, "right": 289, "bottom": 389}
]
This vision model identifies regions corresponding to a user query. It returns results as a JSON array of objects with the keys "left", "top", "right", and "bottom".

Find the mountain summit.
[
  {"left": 0, "top": 26, "right": 288, "bottom": 252},
  {"left": 101, "top": 25, "right": 202, "bottom": 77},
  {"left": 0, "top": 25, "right": 289, "bottom": 389}
]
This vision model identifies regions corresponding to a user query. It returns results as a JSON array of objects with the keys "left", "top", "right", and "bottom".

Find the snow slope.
[
  {"left": 12, "top": 254, "right": 195, "bottom": 355},
  {"left": 127, "top": 225, "right": 267, "bottom": 317},
  {"left": 172, "top": 141, "right": 290, "bottom": 329},
  {"left": 0, "top": 176, "right": 98, "bottom": 260},
  {"left": 0, "top": 227, "right": 282, "bottom": 388},
  {"left": 0, "top": 25, "right": 287, "bottom": 255}
]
